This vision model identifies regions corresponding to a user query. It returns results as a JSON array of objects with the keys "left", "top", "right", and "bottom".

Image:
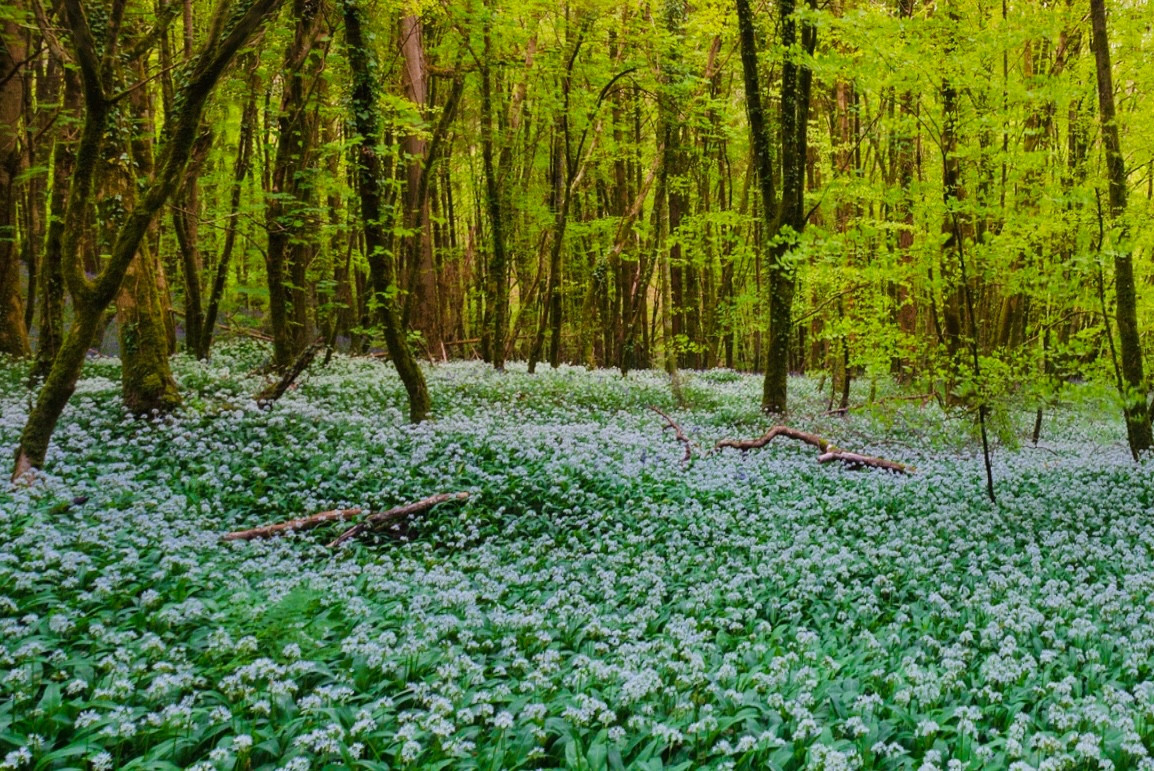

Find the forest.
[{"left": 3, "top": 0, "right": 1154, "bottom": 766}]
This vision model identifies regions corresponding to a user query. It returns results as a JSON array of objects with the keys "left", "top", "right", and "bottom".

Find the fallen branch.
[
  {"left": 222, "top": 492, "right": 471, "bottom": 544},
  {"left": 328, "top": 492, "right": 470, "bottom": 548},
  {"left": 222, "top": 507, "right": 364, "bottom": 541},
  {"left": 254, "top": 341, "right": 321, "bottom": 405},
  {"left": 650, "top": 405, "right": 693, "bottom": 463},
  {"left": 716, "top": 426, "right": 912, "bottom": 473}
]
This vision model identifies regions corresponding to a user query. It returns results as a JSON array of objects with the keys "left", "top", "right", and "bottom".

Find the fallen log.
[
  {"left": 650, "top": 405, "right": 693, "bottom": 463},
  {"left": 716, "top": 426, "right": 913, "bottom": 473},
  {"left": 222, "top": 492, "right": 470, "bottom": 544},
  {"left": 328, "top": 492, "right": 470, "bottom": 548},
  {"left": 223, "top": 507, "right": 364, "bottom": 541}
]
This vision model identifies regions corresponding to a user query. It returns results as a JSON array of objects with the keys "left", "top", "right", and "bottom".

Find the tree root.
[
  {"left": 716, "top": 426, "right": 913, "bottom": 473},
  {"left": 222, "top": 492, "right": 470, "bottom": 545},
  {"left": 649, "top": 405, "right": 693, "bottom": 463}
]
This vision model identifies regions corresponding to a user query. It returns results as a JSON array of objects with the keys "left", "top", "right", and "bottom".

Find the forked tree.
[{"left": 12, "top": 0, "right": 285, "bottom": 480}]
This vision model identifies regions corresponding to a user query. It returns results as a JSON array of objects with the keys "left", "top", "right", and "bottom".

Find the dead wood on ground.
[
  {"left": 222, "top": 492, "right": 471, "bottom": 544},
  {"left": 649, "top": 405, "right": 693, "bottom": 463},
  {"left": 328, "top": 492, "right": 471, "bottom": 547},
  {"left": 715, "top": 426, "right": 913, "bottom": 473}
]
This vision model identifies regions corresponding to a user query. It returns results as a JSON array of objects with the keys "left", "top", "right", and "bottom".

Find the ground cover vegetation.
[{"left": 3, "top": 348, "right": 1154, "bottom": 769}]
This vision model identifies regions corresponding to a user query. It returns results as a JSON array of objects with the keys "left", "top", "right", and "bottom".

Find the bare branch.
[
  {"left": 716, "top": 426, "right": 912, "bottom": 473},
  {"left": 650, "top": 405, "right": 693, "bottom": 464},
  {"left": 328, "top": 493, "right": 471, "bottom": 548}
]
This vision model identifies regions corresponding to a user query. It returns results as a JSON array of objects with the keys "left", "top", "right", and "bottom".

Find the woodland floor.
[{"left": 2, "top": 344, "right": 1154, "bottom": 770}]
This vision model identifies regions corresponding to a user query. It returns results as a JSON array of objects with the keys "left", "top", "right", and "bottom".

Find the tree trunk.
[
  {"left": 118, "top": 53, "right": 181, "bottom": 414},
  {"left": 891, "top": 0, "right": 918, "bottom": 374},
  {"left": 737, "top": 0, "right": 815, "bottom": 414},
  {"left": 202, "top": 54, "right": 259, "bottom": 358},
  {"left": 529, "top": 127, "right": 565, "bottom": 373},
  {"left": 0, "top": 10, "right": 30, "bottom": 356},
  {"left": 118, "top": 243, "right": 182, "bottom": 413},
  {"left": 1089, "top": 0, "right": 1151, "bottom": 457},
  {"left": 939, "top": 55, "right": 964, "bottom": 361},
  {"left": 172, "top": 136, "right": 210, "bottom": 356},
  {"left": 31, "top": 66, "right": 80, "bottom": 380},
  {"left": 479, "top": 22, "right": 509, "bottom": 370},
  {"left": 398, "top": 15, "right": 442, "bottom": 356},
  {"left": 657, "top": 174, "right": 683, "bottom": 404},
  {"left": 265, "top": 0, "right": 325, "bottom": 368},
  {"left": 342, "top": 0, "right": 430, "bottom": 422}
]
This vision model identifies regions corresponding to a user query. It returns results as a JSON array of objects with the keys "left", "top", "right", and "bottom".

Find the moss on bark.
[{"left": 118, "top": 246, "right": 181, "bottom": 414}]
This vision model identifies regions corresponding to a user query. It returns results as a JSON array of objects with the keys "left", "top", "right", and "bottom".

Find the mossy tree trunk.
[
  {"left": 341, "top": 0, "right": 430, "bottom": 422},
  {"left": 30, "top": 67, "right": 80, "bottom": 381},
  {"left": 116, "top": 52, "right": 181, "bottom": 414},
  {"left": 478, "top": 17, "right": 509, "bottom": 371},
  {"left": 118, "top": 244, "right": 181, "bottom": 413},
  {"left": 736, "top": 0, "right": 816, "bottom": 414},
  {"left": 265, "top": 0, "right": 326, "bottom": 369}
]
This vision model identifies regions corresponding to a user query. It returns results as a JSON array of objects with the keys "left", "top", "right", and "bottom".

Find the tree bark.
[
  {"left": 341, "top": 0, "right": 430, "bottom": 423},
  {"left": 202, "top": 54, "right": 260, "bottom": 358},
  {"left": 398, "top": 15, "right": 443, "bottom": 356},
  {"left": 118, "top": 52, "right": 181, "bottom": 414},
  {"left": 939, "top": 11, "right": 965, "bottom": 362},
  {"left": 737, "top": 0, "right": 815, "bottom": 414},
  {"left": 265, "top": 0, "right": 325, "bottom": 368},
  {"left": 31, "top": 66, "right": 80, "bottom": 380},
  {"left": 0, "top": 9, "right": 30, "bottom": 357},
  {"left": 479, "top": 19, "right": 509, "bottom": 371},
  {"left": 118, "top": 242, "right": 182, "bottom": 413},
  {"left": 1089, "top": 0, "right": 1151, "bottom": 457}
]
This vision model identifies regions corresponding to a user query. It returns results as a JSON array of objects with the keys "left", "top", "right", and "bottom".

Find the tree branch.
[
  {"left": 650, "top": 405, "right": 693, "bottom": 463},
  {"left": 328, "top": 492, "right": 471, "bottom": 547},
  {"left": 716, "top": 426, "right": 912, "bottom": 473}
]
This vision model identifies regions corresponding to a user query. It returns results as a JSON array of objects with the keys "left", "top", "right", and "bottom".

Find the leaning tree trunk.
[
  {"left": 13, "top": 0, "right": 285, "bottom": 479},
  {"left": 341, "top": 0, "right": 430, "bottom": 422},
  {"left": 1089, "top": 0, "right": 1151, "bottom": 458}
]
